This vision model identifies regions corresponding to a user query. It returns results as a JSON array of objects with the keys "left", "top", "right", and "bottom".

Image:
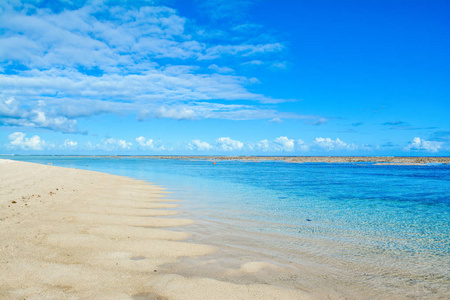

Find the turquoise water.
[{"left": 3, "top": 155, "right": 449, "bottom": 297}]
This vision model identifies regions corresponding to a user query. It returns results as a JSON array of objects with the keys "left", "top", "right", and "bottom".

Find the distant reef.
[{"left": 97, "top": 156, "right": 450, "bottom": 165}]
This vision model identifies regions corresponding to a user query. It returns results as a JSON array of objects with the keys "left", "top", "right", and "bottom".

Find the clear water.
[{"left": 3, "top": 155, "right": 449, "bottom": 298}]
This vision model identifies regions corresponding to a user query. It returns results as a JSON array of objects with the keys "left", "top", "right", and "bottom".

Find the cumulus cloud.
[
  {"left": 136, "top": 136, "right": 154, "bottom": 148},
  {"left": 0, "top": 97, "right": 78, "bottom": 133},
  {"left": 296, "top": 139, "right": 310, "bottom": 152},
  {"left": 0, "top": 97, "right": 20, "bottom": 117},
  {"left": 313, "top": 137, "right": 356, "bottom": 151},
  {"left": 29, "top": 108, "right": 78, "bottom": 133},
  {"left": 273, "top": 136, "right": 295, "bottom": 152},
  {"left": 7, "top": 132, "right": 46, "bottom": 150},
  {"left": 63, "top": 139, "right": 77, "bottom": 148},
  {"left": 187, "top": 140, "right": 213, "bottom": 151},
  {"left": 254, "top": 139, "right": 270, "bottom": 151},
  {"left": 3, "top": 133, "right": 391, "bottom": 153},
  {"left": 216, "top": 137, "right": 244, "bottom": 151},
  {"left": 405, "top": 137, "right": 442, "bottom": 153},
  {"left": 102, "top": 138, "right": 132, "bottom": 150},
  {"left": 253, "top": 137, "right": 309, "bottom": 152}
]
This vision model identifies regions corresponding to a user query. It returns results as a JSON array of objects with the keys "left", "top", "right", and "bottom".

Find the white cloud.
[
  {"left": 0, "top": 3, "right": 282, "bottom": 69},
  {"left": 7, "top": 132, "right": 46, "bottom": 150},
  {"left": 135, "top": 136, "right": 154, "bottom": 149},
  {"left": 269, "top": 117, "right": 282, "bottom": 123},
  {"left": 3, "top": 133, "right": 390, "bottom": 153},
  {"left": 253, "top": 136, "right": 308, "bottom": 152},
  {"left": 86, "top": 141, "right": 96, "bottom": 150},
  {"left": 271, "top": 62, "right": 287, "bottom": 70},
  {"left": 155, "top": 107, "right": 197, "bottom": 120},
  {"left": 103, "top": 138, "right": 132, "bottom": 150},
  {"left": 202, "top": 43, "right": 284, "bottom": 60},
  {"left": 29, "top": 108, "right": 78, "bottom": 132},
  {"left": 137, "top": 102, "right": 303, "bottom": 122},
  {"left": 242, "top": 60, "right": 264, "bottom": 66},
  {"left": 208, "top": 64, "right": 234, "bottom": 73},
  {"left": 0, "top": 4, "right": 189, "bottom": 69},
  {"left": 0, "top": 2, "right": 329, "bottom": 131},
  {"left": 405, "top": 137, "right": 442, "bottom": 153},
  {"left": 360, "top": 144, "right": 379, "bottom": 151},
  {"left": 216, "top": 137, "right": 244, "bottom": 151},
  {"left": 63, "top": 139, "right": 77, "bottom": 148},
  {"left": 296, "top": 139, "right": 310, "bottom": 152},
  {"left": 135, "top": 136, "right": 168, "bottom": 151},
  {"left": 312, "top": 117, "right": 328, "bottom": 126},
  {"left": 118, "top": 140, "right": 132, "bottom": 149},
  {"left": 255, "top": 139, "right": 270, "bottom": 152},
  {"left": 187, "top": 140, "right": 213, "bottom": 151},
  {"left": 0, "top": 97, "right": 78, "bottom": 132},
  {"left": 313, "top": 137, "right": 356, "bottom": 151},
  {"left": 0, "top": 96, "right": 20, "bottom": 117},
  {"left": 273, "top": 136, "right": 295, "bottom": 152},
  {"left": 0, "top": 69, "right": 279, "bottom": 104},
  {"left": 232, "top": 23, "right": 263, "bottom": 32},
  {"left": 0, "top": 68, "right": 299, "bottom": 126}
]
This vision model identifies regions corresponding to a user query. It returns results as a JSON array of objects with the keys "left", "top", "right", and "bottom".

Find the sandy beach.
[{"left": 0, "top": 159, "right": 314, "bottom": 299}]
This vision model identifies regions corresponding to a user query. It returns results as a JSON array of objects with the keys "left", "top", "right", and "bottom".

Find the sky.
[{"left": 0, "top": 0, "right": 449, "bottom": 155}]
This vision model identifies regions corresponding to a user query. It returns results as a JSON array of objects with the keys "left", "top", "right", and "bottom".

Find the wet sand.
[{"left": 0, "top": 160, "right": 314, "bottom": 299}]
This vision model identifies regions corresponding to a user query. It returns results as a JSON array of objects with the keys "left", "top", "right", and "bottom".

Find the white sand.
[{"left": 0, "top": 160, "right": 314, "bottom": 299}]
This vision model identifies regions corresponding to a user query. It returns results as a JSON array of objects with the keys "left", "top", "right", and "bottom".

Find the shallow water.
[{"left": 4, "top": 155, "right": 449, "bottom": 298}]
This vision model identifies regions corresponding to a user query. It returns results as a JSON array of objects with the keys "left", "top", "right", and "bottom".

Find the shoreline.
[{"left": 0, "top": 159, "right": 314, "bottom": 299}]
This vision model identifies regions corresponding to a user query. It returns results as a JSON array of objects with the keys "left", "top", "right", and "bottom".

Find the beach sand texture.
[{"left": 0, "top": 160, "right": 313, "bottom": 299}]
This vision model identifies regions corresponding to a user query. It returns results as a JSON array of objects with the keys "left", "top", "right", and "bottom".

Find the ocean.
[{"left": 3, "top": 155, "right": 449, "bottom": 298}]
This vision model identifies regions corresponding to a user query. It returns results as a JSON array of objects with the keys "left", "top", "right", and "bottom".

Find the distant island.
[{"left": 97, "top": 156, "right": 450, "bottom": 165}]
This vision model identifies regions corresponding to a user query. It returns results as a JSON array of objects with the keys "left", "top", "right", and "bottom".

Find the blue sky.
[{"left": 0, "top": 0, "right": 449, "bottom": 155}]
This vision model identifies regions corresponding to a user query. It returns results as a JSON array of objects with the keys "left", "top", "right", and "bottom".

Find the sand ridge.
[{"left": 0, "top": 160, "right": 314, "bottom": 299}]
